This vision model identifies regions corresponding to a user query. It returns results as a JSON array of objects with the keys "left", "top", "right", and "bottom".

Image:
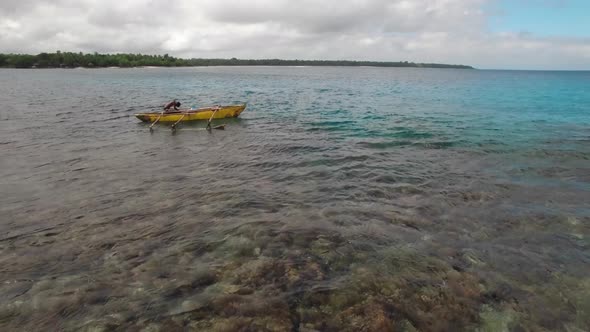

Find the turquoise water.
[{"left": 0, "top": 67, "right": 589, "bottom": 331}]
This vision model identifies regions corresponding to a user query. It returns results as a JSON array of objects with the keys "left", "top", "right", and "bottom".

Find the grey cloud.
[
  {"left": 200, "top": 0, "right": 487, "bottom": 34},
  {"left": 199, "top": 0, "right": 386, "bottom": 33},
  {"left": 0, "top": 0, "right": 45, "bottom": 15},
  {"left": 86, "top": 1, "right": 185, "bottom": 27}
]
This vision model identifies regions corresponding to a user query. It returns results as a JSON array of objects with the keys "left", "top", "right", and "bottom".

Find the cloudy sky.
[{"left": 0, "top": 0, "right": 589, "bottom": 69}]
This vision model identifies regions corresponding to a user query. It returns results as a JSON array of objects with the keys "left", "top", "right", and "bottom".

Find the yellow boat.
[{"left": 135, "top": 104, "right": 246, "bottom": 123}]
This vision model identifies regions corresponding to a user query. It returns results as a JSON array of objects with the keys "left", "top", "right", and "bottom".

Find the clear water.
[{"left": 1, "top": 67, "right": 589, "bottom": 331}]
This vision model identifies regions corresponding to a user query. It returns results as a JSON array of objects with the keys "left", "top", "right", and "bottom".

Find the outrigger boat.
[{"left": 135, "top": 104, "right": 246, "bottom": 123}]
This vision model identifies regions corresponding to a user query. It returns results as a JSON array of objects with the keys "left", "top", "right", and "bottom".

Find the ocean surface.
[{"left": 0, "top": 67, "right": 589, "bottom": 331}]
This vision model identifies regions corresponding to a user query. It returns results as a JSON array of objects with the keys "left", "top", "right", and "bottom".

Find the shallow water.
[{"left": 1, "top": 67, "right": 589, "bottom": 331}]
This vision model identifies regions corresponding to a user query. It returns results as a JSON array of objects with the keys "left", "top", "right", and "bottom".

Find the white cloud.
[{"left": 0, "top": 0, "right": 588, "bottom": 69}]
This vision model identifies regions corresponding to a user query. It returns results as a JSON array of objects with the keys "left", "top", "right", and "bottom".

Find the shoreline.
[{"left": 0, "top": 52, "right": 474, "bottom": 69}]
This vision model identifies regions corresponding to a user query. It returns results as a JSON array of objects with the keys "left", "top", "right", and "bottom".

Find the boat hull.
[{"left": 135, "top": 104, "right": 246, "bottom": 123}]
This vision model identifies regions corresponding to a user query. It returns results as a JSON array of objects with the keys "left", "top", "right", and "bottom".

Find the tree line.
[{"left": 0, "top": 52, "right": 474, "bottom": 69}]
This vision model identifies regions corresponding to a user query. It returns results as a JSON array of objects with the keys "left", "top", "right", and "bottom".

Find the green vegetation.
[{"left": 0, "top": 51, "right": 474, "bottom": 69}]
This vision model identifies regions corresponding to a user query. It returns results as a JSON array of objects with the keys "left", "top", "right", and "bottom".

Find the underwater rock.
[
  {"left": 189, "top": 317, "right": 252, "bottom": 332},
  {"left": 219, "top": 283, "right": 242, "bottom": 294},
  {"left": 0, "top": 280, "right": 32, "bottom": 301},
  {"left": 476, "top": 305, "right": 516, "bottom": 332},
  {"left": 0, "top": 300, "right": 26, "bottom": 323},
  {"left": 337, "top": 300, "right": 395, "bottom": 331},
  {"left": 218, "top": 236, "right": 257, "bottom": 258},
  {"left": 190, "top": 268, "right": 218, "bottom": 288},
  {"left": 248, "top": 315, "right": 293, "bottom": 331},
  {"left": 310, "top": 237, "right": 335, "bottom": 256},
  {"left": 140, "top": 324, "right": 161, "bottom": 332},
  {"left": 78, "top": 319, "right": 120, "bottom": 332},
  {"left": 159, "top": 267, "right": 217, "bottom": 301},
  {"left": 210, "top": 293, "right": 246, "bottom": 317},
  {"left": 461, "top": 249, "right": 486, "bottom": 267},
  {"left": 398, "top": 319, "right": 419, "bottom": 332},
  {"left": 80, "top": 324, "right": 110, "bottom": 332},
  {"left": 178, "top": 252, "right": 196, "bottom": 266},
  {"left": 236, "top": 287, "right": 255, "bottom": 295},
  {"left": 565, "top": 324, "right": 588, "bottom": 332},
  {"left": 29, "top": 278, "right": 54, "bottom": 294},
  {"left": 284, "top": 259, "right": 326, "bottom": 287},
  {"left": 299, "top": 325, "right": 321, "bottom": 332},
  {"left": 230, "top": 257, "right": 288, "bottom": 288},
  {"left": 168, "top": 297, "right": 207, "bottom": 316},
  {"left": 296, "top": 295, "right": 395, "bottom": 332}
]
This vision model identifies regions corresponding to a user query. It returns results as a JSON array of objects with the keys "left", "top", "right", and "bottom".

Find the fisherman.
[{"left": 163, "top": 100, "right": 181, "bottom": 113}]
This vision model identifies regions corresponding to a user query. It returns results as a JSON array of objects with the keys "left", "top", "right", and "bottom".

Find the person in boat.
[{"left": 163, "top": 100, "right": 181, "bottom": 113}]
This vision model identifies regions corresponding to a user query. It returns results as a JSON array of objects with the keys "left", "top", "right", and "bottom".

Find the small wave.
[
  {"left": 33, "top": 162, "right": 53, "bottom": 169},
  {"left": 307, "top": 126, "right": 349, "bottom": 133},
  {"left": 308, "top": 120, "right": 356, "bottom": 127},
  {"left": 361, "top": 114, "right": 387, "bottom": 120},
  {"left": 356, "top": 140, "right": 459, "bottom": 150},
  {"left": 306, "top": 120, "right": 361, "bottom": 133},
  {"left": 413, "top": 141, "right": 458, "bottom": 149},
  {"left": 392, "top": 130, "right": 434, "bottom": 139},
  {"left": 88, "top": 115, "right": 131, "bottom": 123},
  {"left": 324, "top": 109, "right": 348, "bottom": 115},
  {"left": 357, "top": 141, "right": 413, "bottom": 149},
  {"left": 266, "top": 144, "right": 327, "bottom": 154}
]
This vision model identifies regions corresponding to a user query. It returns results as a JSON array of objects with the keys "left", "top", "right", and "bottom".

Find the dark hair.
[{"left": 176, "top": 102, "right": 181, "bottom": 107}]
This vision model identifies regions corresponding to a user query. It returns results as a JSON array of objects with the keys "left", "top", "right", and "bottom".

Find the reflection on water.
[{"left": 0, "top": 67, "right": 589, "bottom": 331}]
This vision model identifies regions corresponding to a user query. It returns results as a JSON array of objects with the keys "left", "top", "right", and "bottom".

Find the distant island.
[{"left": 0, "top": 52, "right": 474, "bottom": 69}]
